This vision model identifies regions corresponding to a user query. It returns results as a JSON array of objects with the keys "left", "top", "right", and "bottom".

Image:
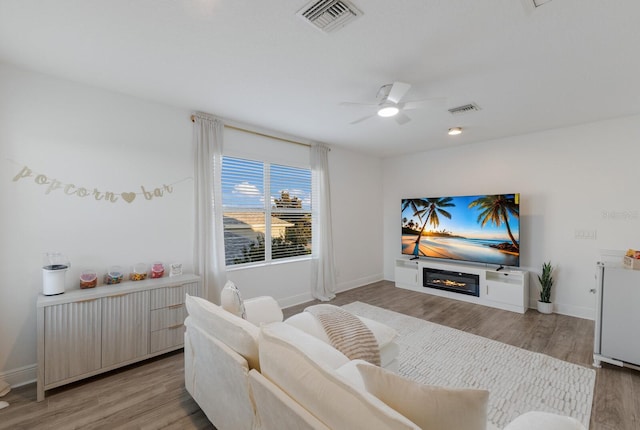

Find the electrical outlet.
[{"left": 575, "top": 229, "right": 597, "bottom": 240}]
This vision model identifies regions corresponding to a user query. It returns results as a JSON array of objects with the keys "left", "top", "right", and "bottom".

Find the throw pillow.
[
  {"left": 220, "top": 280, "right": 247, "bottom": 319},
  {"left": 357, "top": 363, "right": 489, "bottom": 430}
]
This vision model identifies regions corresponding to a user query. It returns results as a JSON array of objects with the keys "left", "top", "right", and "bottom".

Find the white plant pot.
[{"left": 537, "top": 301, "right": 553, "bottom": 314}]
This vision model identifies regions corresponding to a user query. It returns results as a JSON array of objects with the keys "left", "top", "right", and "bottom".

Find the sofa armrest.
[{"left": 244, "top": 296, "right": 283, "bottom": 325}]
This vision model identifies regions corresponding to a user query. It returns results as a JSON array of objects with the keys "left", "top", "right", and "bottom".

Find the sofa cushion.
[
  {"left": 244, "top": 296, "right": 284, "bottom": 325},
  {"left": 262, "top": 321, "right": 350, "bottom": 369},
  {"left": 259, "top": 322, "right": 420, "bottom": 430},
  {"left": 334, "top": 359, "right": 372, "bottom": 391},
  {"left": 220, "top": 280, "right": 246, "bottom": 319},
  {"left": 185, "top": 294, "right": 260, "bottom": 370},
  {"left": 357, "top": 363, "right": 490, "bottom": 430},
  {"left": 285, "top": 311, "right": 398, "bottom": 348}
]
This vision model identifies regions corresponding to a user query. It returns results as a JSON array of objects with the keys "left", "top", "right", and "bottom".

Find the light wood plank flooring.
[{"left": 2, "top": 280, "right": 637, "bottom": 429}]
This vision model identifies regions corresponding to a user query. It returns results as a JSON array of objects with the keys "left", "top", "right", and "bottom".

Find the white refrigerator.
[{"left": 593, "top": 262, "right": 640, "bottom": 369}]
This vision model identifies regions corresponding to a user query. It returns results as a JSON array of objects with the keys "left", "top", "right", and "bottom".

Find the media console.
[{"left": 394, "top": 257, "right": 529, "bottom": 314}]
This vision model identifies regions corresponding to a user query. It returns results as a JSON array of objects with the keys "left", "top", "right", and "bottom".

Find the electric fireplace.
[{"left": 423, "top": 267, "right": 480, "bottom": 297}]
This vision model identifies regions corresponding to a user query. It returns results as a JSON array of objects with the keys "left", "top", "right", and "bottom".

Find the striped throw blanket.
[{"left": 305, "top": 304, "right": 381, "bottom": 366}]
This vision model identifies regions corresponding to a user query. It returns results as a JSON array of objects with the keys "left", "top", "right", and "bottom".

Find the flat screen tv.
[{"left": 401, "top": 193, "right": 520, "bottom": 267}]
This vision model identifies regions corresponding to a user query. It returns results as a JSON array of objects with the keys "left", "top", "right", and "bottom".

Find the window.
[{"left": 221, "top": 156, "right": 312, "bottom": 266}]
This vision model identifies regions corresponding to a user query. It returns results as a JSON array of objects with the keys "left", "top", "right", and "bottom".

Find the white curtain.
[
  {"left": 193, "top": 113, "right": 227, "bottom": 303},
  {"left": 310, "top": 143, "right": 336, "bottom": 301}
]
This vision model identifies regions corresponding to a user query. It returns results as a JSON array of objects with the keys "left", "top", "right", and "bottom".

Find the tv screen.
[{"left": 401, "top": 193, "right": 520, "bottom": 267}]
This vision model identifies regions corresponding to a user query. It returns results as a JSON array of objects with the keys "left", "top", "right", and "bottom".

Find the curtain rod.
[{"left": 190, "top": 114, "right": 311, "bottom": 148}]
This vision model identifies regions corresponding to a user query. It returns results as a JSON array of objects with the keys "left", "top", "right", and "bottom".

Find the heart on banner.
[{"left": 121, "top": 192, "right": 136, "bottom": 203}]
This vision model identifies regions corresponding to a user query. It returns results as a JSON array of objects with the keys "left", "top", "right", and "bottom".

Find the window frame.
[{"left": 221, "top": 154, "right": 312, "bottom": 269}]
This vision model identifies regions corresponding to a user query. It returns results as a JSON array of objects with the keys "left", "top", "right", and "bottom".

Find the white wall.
[
  {"left": 0, "top": 63, "right": 385, "bottom": 385},
  {"left": 329, "top": 147, "right": 384, "bottom": 291},
  {"left": 383, "top": 115, "right": 640, "bottom": 319},
  {"left": 0, "top": 63, "right": 195, "bottom": 385}
]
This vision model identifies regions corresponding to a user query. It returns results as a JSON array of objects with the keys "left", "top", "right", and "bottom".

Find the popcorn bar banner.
[{"left": 12, "top": 165, "right": 190, "bottom": 204}]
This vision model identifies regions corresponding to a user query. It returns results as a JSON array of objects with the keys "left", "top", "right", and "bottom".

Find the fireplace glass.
[{"left": 423, "top": 267, "right": 480, "bottom": 297}]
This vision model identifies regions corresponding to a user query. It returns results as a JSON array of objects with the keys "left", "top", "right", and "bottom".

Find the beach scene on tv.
[{"left": 401, "top": 194, "right": 520, "bottom": 267}]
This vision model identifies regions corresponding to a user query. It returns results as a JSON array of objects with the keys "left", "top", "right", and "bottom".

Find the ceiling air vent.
[
  {"left": 448, "top": 103, "right": 481, "bottom": 115},
  {"left": 297, "top": 0, "right": 362, "bottom": 33}
]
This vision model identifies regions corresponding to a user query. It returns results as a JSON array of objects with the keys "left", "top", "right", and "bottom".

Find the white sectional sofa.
[{"left": 183, "top": 295, "right": 586, "bottom": 430}]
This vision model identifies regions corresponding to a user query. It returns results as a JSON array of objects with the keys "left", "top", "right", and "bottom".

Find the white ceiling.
[{"left": 1, "top": 0, "right": 639, "bottom": 157}]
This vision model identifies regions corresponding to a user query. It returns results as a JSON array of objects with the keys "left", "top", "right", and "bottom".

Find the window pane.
[
  {"left": 222, "top": 157, "right": 265, "bottom": 265},
  {"left": 270, "top": 212, "right": 312, "bottom": 260},
  {"left": 222, "top": 157, "right": 264, "bottom": 210},
  {"left": 270, "top": 164, "right": 311, "bottom": 211},
  {"left": 271, "top": 163, "right": 312, "bottom": 259},
  {"left": 223, "top": 212, "right": 266, "bottom": 265}
]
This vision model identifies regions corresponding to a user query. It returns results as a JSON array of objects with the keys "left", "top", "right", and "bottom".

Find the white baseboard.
[
  {"left": 551, "top": 303, "right": 595, "bottom": 320},
  {"left": 279, "top": 273, "right": 384, "bottom": 310},
  {"left": 336, "top": 273, "right": 384, "bottom": 293},
  {"left": 278, "top": 292, "right": 315, "bottom": 309},
  {"left": 1, "top": 363, "right": 36, "bottom": 388},
  {"left": 527, "top": 294, "right": 595, "bottom": 320}
]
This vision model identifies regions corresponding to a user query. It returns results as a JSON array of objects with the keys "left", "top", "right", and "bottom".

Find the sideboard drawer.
[
  {"left": 150, "top": 325, "right": 185, "bottom": 353},
  {"left": 150, "top": 281, "right": 201, "bottom": 309},
  {"left": 150, "top": 304, "right": 187, "bottom": 331}
]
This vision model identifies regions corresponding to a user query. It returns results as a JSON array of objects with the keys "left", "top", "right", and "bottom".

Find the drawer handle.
[
  {"left": 168, "top": 304, "right": 183, "bottom": 309},
  {"left": 108, "top": 293, "right": 129, "bottom": 298},
  {"left": 77, "top": 298, "right": 98, "bottom": 303},
  {"left": 168, "top": 323, "right": 184, "bottom": 330}
]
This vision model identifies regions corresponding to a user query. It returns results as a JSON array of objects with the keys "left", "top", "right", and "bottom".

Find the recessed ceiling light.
[
  {"left": 377, "top": 106, "right": 399, "bottom": 117},
  {"left": 448, "top": 127, "right": 462, "bottom": 136}
]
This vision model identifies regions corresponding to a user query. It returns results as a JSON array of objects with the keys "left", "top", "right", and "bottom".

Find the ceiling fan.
[{"left": 340, "top": 81, "right": 445, "bottom": 125}]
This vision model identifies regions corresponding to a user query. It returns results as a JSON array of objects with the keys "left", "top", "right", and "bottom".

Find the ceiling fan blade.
[
  {"left": 403, "top": 97, "right": 447, "bottom": 111},
  {"left": 386, "top": 81, "right": 411, "bottom": 104},
  {"left": 350, "top": 114, "right": 375, "bottom": 125},
  {"left": 339, "top": 101, "right": 378, "bottom": 108},
  {"left": 395, "top": 112, "right": 411, "bottom": 125}
]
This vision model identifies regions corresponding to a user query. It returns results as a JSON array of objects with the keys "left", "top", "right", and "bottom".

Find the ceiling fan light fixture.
[
  {"left": 378, "top": 106, "right": 399, "bottom": 117},
  {"left": 448, "top": 127, "right": 462, "bottom": 136}
]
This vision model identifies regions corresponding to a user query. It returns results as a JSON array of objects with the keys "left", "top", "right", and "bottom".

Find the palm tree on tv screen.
[
  {"left": 468, "top": 194, "right": 519, "bottom": 250},
  {"left": 402, "top": 199, "right": 428, "bottom": 229},
  {"left": 412, "top": 197, "right": 454, "bottom": 256}
]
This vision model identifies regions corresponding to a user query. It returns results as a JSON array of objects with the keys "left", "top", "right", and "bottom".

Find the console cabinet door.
[
  {"left": 102, "top": 291, "right": 150, "bottom": 367},
  {"left": 44, "top": 299, "right": 101, "bottom": 385}
]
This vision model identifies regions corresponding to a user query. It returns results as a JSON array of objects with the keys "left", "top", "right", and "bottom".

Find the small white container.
[{"left": 42, "top": 252, "right": 70, "bottom": 296}]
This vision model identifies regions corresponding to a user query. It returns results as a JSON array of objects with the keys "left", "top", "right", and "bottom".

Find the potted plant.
[{"left": 537, "top": 261, "right": 554, "bottom": 314}]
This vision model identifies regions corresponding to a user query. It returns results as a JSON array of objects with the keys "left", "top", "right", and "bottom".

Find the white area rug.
[{"left": 342, "top": 301, "right": 595, "bottom": 429}]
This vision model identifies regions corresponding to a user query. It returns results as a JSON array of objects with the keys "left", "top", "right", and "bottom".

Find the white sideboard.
[
  {"left": 36, "top": 274, "right": 201, "bottom": 401},
  {"left": 394, "top": 258, "right": 529, "bottom": 313},
  {"left": 593, "top": 262, "right": 640, "bottom": 370}
]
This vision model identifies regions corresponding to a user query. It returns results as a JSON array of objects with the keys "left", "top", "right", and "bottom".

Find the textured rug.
[{"left": 342, "top": 301, "right": 595, "bottom": 429}]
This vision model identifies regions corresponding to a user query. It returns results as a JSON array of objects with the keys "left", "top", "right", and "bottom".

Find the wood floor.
[{"left": 2, "top": 280, "right": 638, "bottom": 429}]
